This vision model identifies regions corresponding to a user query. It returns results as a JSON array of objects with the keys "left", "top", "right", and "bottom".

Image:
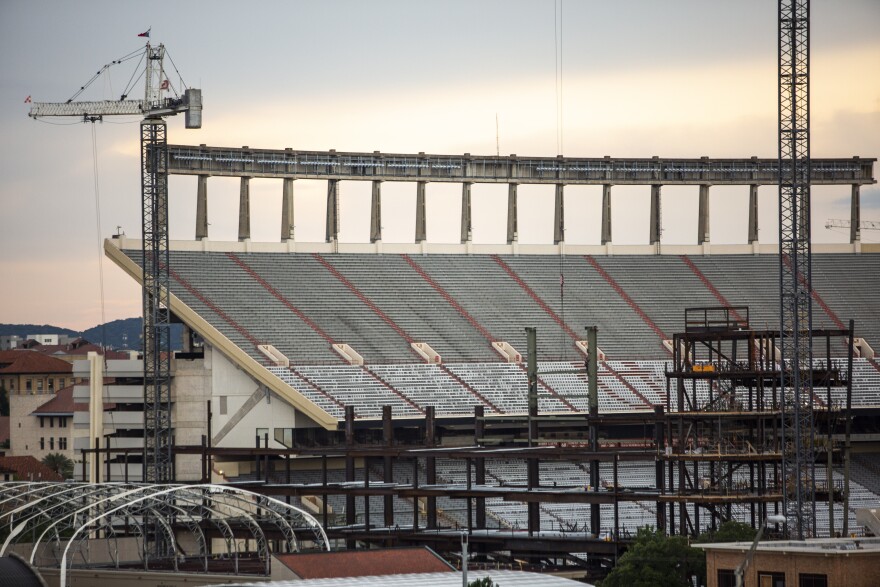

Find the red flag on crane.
[
  {"left": 138, "top": 28, "right": 150, "bottom": 38},
  {"left": 160, "top": 79, "right": 169, "bottom": 91}
]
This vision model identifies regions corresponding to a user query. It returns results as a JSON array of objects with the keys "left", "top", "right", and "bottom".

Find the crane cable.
[
  {"left": 90, "top": 123, "right": 107, "bottom": 352},
  {"left": 68, "top": 46, "right": 145, "bottom": 103},
  {"left": 555, "top": 0, "right": 567, "bottom": 358}
]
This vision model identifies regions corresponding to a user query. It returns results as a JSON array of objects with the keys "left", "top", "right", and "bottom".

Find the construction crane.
[
  {"left": 825, "top": 219, "right": 880, "bottom": 231},
  {"left": 778, "top": 0, "right": 814, "bottom": 540},
  {"left": 28, "top": 42, "right": 202, "bottom": 490}
]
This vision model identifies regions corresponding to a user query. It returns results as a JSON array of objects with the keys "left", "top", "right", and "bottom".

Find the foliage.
[
  {"left": 601, "top": 527, "right": 705, "bottom": 587},
  {"left": 42, "top": 452, "right": 74, "bottom": 479},
  {"left": 696, "top": 520, "right": 760, "bottom": 544},
  {"left": 468, "top": 578, "right": 499, "bottom": 587},
  {"left": 0, "top": 386, "right": 8, "bottom": 416}
]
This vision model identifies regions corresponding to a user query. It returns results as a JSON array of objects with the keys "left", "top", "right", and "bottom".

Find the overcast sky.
[{"left": 1, "top": 0, "right": 878, "bottom": 331}]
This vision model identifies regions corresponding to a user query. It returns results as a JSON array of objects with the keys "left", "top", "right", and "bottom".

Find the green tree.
[
  {"left": 696, "top": 520, "right": 760, "bottom": 545},
  {"left": 601, "top": 527, "right": 705, "bottom": 587},
  {"left": 42, "top": 453, "right": 74, "bottom": 479},
  {"left": 468, "top": 578, "right": 499, "bottom": 587}
]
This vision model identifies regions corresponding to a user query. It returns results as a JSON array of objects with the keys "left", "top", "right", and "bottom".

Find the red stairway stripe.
[
  {"left": 313, "top": 254, "right": 414, "bottom": 344},
  {"left": 583, "top": 255, "right": 669, "bottom": 342},
  {"left": 490, "top": 255, "right": 580, "bottom": 342},
  {"left": 679, "top": 255, "right": 745, "bottom": 323},
  {"left": 227, "top": 252, "right": 337, "bottom": 346},
  {"left": 401, "top": 254, "right": 497, "bottom": 344}
]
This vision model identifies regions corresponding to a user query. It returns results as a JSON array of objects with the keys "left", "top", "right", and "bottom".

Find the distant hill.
[{"left": 0, "top": 318, "right": 183, "bottom": 351}]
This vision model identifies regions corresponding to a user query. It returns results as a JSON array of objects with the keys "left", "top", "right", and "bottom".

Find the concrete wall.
[
  {"left": 208, "top": 346, "right": 302, "bottom": 449},
  {"left": 173, "top": 354, "right": 212, "bottom": 481}
]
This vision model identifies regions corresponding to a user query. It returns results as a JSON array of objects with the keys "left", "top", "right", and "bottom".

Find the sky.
[{"left": 1, "top": 0, "right": 878, "bottom": 331}]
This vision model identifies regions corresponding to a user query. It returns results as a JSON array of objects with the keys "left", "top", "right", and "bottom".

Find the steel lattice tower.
[
  {"left": 778, "top": 0, "right": 815, "bottom": 540},
  {"left": 141, "top": 119, "right": 173, "bottom": 485}
]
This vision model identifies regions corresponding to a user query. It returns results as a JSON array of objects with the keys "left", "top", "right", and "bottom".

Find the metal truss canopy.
[{"left": 0, "top": 482, "right": 329, "bottom": 587}]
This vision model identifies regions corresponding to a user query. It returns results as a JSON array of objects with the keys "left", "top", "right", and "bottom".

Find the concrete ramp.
[{"left": 856, "top": 508, "right": 880, "bottom": 537}]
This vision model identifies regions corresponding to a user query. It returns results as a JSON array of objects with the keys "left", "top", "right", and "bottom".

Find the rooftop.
[
  {"left": 0, "top": 351, "right": 71, "bottom": 375},
  {"left": 695, "top": 536, "right": 880, "bottom": 555},
  {"left": 275, "top": 547, "right": 453, "bottom": 580}
]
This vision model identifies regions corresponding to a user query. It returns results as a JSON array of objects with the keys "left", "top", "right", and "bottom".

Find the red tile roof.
[
  {"left": 275, "top": 547, "right": 454, "bottom": 580},
  {"left": 32, "top": 386, "right": 75, "bottom": 415},
  {"left": 0, "top": 456, "right": 63, "bottom": 481},
  {"left": 30, "top": 385, "right": 116, "bottom": 414},
  {"left": 0, "top": 351, "right": 71, "bottom": 375}
]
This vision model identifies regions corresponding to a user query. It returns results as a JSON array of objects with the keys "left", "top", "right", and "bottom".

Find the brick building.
[{"left": 696, "top": 536, "right": 880, "bottom": 587}]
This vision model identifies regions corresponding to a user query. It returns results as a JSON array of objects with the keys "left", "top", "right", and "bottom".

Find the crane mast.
[{"left": 778, "top": 0, "right": 814, "bottom": 540}]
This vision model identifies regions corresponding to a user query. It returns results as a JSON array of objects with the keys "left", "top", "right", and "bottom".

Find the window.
[
  {"left": 26, "top": 379, "right": 32, "bottom": 392},
  {"left": 799, "top": 574, "right": 827, "bottom": 587},
  {"left": 718, "top": 569, "right": 737, "bottom": 587},
  {"left": 40, "top": 438, "right": 45, "bottom": 450},
  {"left": 49, "top": 437, "right": 54, "bottom": 450},
  {"left": 37, "top": 379, "right": 43, "bottom": 392},
  {"left": 60, "top": 417, "right": 67, "bottom": 428},
  {"left": 219, "top": 396, "right": 228, "bottom": 415},
  {"left": 59, "top": 437, "right": 67, "bottom": 450},
  {"left": 58, "top": 377, "right": 65, "bottom": 389},
  {"left": 40, "top": 417, "right": 45, "bottom": 428},
  {"left": 759, "top": 572, "right": 786, "bottom": 587},
  {"left": 48, "top": 378, "right": 54, "bottom": 392},
  {"left": 50, "top": 417, "right": 54, "bottom": 428}
]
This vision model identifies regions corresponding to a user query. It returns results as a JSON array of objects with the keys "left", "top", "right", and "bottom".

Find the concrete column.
[
  {"left": 325, "top": 179, "right": 338, "bottom": 243},
  {"left": 88, "top": 351, "right": 104, "bottom": 483},
  {"left": 649, "top": 184, "right": 662, "bottom": 245},
  {"left": 196, "top": 175, "right": 208, "bottom": 240},
  {"left": 237, "top": 177, "right": 251, "bottom": 242},
  {"left": 460, "top": 182, "right": 472, "bottom": 243},
  {"left": 601, "top": 184, "right": 612, "bottom": 244},
  {"left": 697, "top": 184, "right": 710, "bottom": 245},
  {"left": 507, "top": 183, "right": 518, "bottom": 244},
  {"left": 415, "top": 181, "right": 427, "bottom": 243},
  {"left": 748, "top": 184, "right": 759, "bottom": 244},
  {"left": 553, "top": 184, "right": 565, "bottom": 244},
  {"left": 851, "top": 184, "right": 861, "bottom": 243},
  {"left": 281, "top": 178, "right": 295, "bottom": 242},
  {"left": 370, "top": 180, "right": 382, "bottom": 243}
]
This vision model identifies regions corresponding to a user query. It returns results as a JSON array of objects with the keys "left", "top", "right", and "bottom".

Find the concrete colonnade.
[{"left": 191, "top": 178, "right": 865, "bottom": 246}]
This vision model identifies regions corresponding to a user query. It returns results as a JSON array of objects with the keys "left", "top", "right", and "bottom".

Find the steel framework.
[
  {"left": 141, "top": 119, "right": 173, "bottom": 485},
  {"left": 778, "top": 0, "right": 814, "bottom": 539}
]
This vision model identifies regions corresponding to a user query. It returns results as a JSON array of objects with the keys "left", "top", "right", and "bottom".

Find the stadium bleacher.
[{"left": 125, "top": 249, "right": 880, "bottom": 419}]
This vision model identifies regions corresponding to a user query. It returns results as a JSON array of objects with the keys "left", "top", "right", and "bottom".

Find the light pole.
[
  {"left": 735, "top": 514, "right": 786, "bottom": 587},
  {"left": 461, "top": 531, "right": 469, "bottom": 587}
]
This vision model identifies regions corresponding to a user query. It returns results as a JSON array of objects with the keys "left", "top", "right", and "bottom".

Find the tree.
[
  {"left": 696, "top": 520, "right": 760, "bottom": 545},
  {"left": 601, "top": 527, "right": 705, "bottom": 587},
  {"left": 42, "top": 453, "right": 74, "bottom": 479},
  {"left": 468, "top": 578, "right": 499, "bottom": 587}
]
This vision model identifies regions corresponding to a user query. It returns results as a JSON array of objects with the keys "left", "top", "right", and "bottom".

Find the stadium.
[{"left": 85, "top": 205, "right": 880, "bottom": 579}]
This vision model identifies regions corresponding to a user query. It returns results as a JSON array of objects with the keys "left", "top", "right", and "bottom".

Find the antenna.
[{"left": 496, "top": 113, "right": 500, "bottom": 157}]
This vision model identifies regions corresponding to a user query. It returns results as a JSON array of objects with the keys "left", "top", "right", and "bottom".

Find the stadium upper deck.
[{"left": 106, "top": 238, "right": 880, "bottom": 423}]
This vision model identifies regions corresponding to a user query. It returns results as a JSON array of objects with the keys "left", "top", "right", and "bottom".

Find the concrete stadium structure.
[{"left": 68, "top": 147, "right": 880, "bottom": 580}]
